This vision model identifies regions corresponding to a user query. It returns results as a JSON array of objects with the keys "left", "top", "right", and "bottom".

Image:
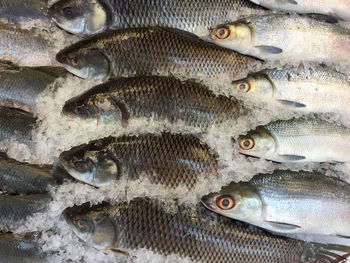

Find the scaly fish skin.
[
  {"left": 62, "top": 76, "right": 243, "bottom": 129},
  {"left": 237, "top": 118, "right": 350, "bottom": 163},
  {"left": 59, "top": 133, "right": 218, "bottom": 188},
  {"left": 64, "top": 198, "right": 350, "bottom": 263},
  {"left": 202, "top": 170, "right": 350, "bottom": 240},
  {"left": 49, "top": 0, "right": 262, "bottom": 36},
  {"left": 210, "top": 14, "right": 350, "bottom": 64},
  {"left": 0, "top": 234, "right": 47, "bottom": 263},
  {"left": 248, "top": 0, "right": 350, "bottom": 21},
  {"left": 232, "top": 66, "right": 350, "bottom": 114},
  {"left": 56, "top": 27, "right": 261, "bottom": 80}
]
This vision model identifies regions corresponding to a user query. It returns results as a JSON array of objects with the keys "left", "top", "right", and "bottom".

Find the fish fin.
[
  {"left": 32, "top": 66, "right": 68, "bottom": 78},
  {"left": 163, "top": 28, "right": 201, "bottom": 41},
  {"left": 302, "top": 243, "right": 350, "bottom": 263},
  {"left": 306, "top": 13, "right": 339, "bottom": 24},
  {"left": 266, "top": 221, "right": 301, "bottom": 230},
  {"left": 278, "top": 100, "right": 306, "bottom": 108},
  {"left": 110, "top": 249, "right": 130, "bottom": 257},
  {"left": 335, "top": 234, "right": 350, "bottom": 239},
  {"left": 0, "top": 152, "right": 9, "bottom": 159},
  {"left": 111, "top": 100, "right": 130, "bottom": 121},
  {"left": 278, "top": 0, "right": 297, "bottom": 4},
  {"left": 255, "top": 45, "right": 283, "bottom": 54},
  {"left": 279, "top": 154, "right": 305, "bottom": 161}
]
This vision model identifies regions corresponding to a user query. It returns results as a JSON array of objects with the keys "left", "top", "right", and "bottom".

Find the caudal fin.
[{"left": 302, "top": 243, "right": 350, "bottom": 263}]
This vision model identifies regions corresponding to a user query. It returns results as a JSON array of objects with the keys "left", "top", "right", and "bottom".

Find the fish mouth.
[{"left": 200, "top": 195, "right": 216, "bottom": 211}]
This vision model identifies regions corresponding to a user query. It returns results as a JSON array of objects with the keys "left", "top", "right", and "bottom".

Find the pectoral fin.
[
  {"left": 110, "top": 249, "right": 131, "bottom": 256},
  {"left": 335, "top": 234, "right": 350, "bottom": 239},
  {"left": 266, "top": 221, "right": 301, "bottom": 230},
  {"left": 255, "top": 45, "right": 283, "bottom": 54},
  {"left": 279, "top": 0, "right": 297, "bottom": 4},
  {"left": 279, "top": 154, "right": 306, "bottom": 161},
  {"left": 278, "top": 100, "right": 306, "bottom": 108}
]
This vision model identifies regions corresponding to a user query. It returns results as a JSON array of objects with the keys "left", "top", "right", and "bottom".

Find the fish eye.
[
  {"left": 76, "top": 219, "right": 86, "bottom": 228},
  {"left": 75, "top": 106, "right": 89, "bottom": 118},
  {"left": 236, "top": 82, "right": 251, "bottom": 93},
  {"left": 215, "top": 27, "right": 230, "bottom": 39},
  {"left": 71, "top": 56, "right": 79, "bottom": 66},
  {"left": 63, "top": 7, "right": 73, "bottom": 17},
  {"left": 74, "top": 161, "right": 87, "bottom": 171},
  {"left": 216, "top": 195, "right": 235, "bottom": 210},
  {"left": 239, "top": 137, "right": 255, "bottom": 150}
]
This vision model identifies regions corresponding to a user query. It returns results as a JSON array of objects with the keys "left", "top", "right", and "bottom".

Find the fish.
[
  {"left": 0, "top": 62, "right": 64, "bottom": 113},
  {"left": 231, "top": 65, "right": 350, "bottom": 114},
  {"left": 209, "top": 14, "right": 350, "bottom": 64},
  {"left": 55, "top": 27, "right": 261, "bottom": 80},
  {"left": 59, "top": 133, "right": 218, "bottom": 188},
  {"left": 0, "top": 233, "right": 47, "bottom": 263},
  {"left": 0, "top": 0, "right": 52, "bottom": 26},
  {"left": 64, "top": 198, "right": 350, "bottom": 263},
  {"left": 0, "top": 23, "right": 58, "bottom": 66},
  {"left": 202, "top": 170, "right": 350, "bottom": 241},
  {"left": 248, "top": 0, "right": 350, "bottom": 21},
  {"left": 62, "top": 76, "right": 243, "bottom": 129},
  {"left": 0, "top": 107, "right": 37, "bottom": 146},
  {"left": 49, "top": 0, "right": 263, "bottom": 36},
  {"left": 237, "top": 117, "right": 350, "bottom": 163},
  {"left": 0, "top": 153, "right": 68, "bottom": 194},
  {"left": 0, "top": 194, "right": 50, "bottom": 230}
]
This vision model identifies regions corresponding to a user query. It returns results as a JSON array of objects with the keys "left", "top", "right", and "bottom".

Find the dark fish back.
[{"left": 110, "top": 198, "right": 303, "bottom": 262}]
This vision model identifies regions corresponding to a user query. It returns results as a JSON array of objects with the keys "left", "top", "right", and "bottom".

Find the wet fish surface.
[
  {"left": 237, "top": 118, "right": 350, "bottom": 163},
  {"left": 202, "top": 170, "right": 350, "bottom": 240},
  {"left": 0, "top": 62, "right": 60, "bottom": 113},
  {"left": 210, "top": 14, "right": 350, "bottom": 64},
  {"left": 0, "top": 233, "right": 48, "bottom": 263},
  {"left": 64, "top": 198, "right": 350, "bottom": 263},
  {"left": 0, "top": 23, "right": 58, "bottom": 66},
  {"left": 0, "top": 194, "right": 50, "bottom": 230},
  {"left": 248, "top": 0, "right": 350, "bottom": 21},
  {"left": 232, "top": 65, "right": 350, "bottom": 114},
  {"left": 59, "top": 133, "right": 218, "bottom": 188},
  {"left": 56, "top": 27, "right": 261, "bottom": 80},
  {"left": 0, "top": 107, "right": 36, "bottom": 146},
  {"left": 0, "top": 153, "right": 67, "bottom": 194},
  {"left": 62, "top": 76, "right": 243, "bottom": 129},
  {"left": 49, "top": 0, "right": 263, "bottom": 36}
]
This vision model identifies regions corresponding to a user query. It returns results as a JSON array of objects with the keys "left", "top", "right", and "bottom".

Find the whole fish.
[
  {"left": 202, "top": 170, "right": 350, "bottom": 241},
  {"left": 55, "top": 27, "right": 261, "bottom": 80},
  {"left": 231, "top": 65, "right": 350, "bottom": 114},
  {"left": 62, "top": 76, "right": 243, "bottom": 129},
  {"left": 64, "top": 198, "right": 350, "bottom": 263},
  {"left": 49, "top": 0, "right": 263, "bottom": 36},
  {"left": 59, "top": 133, "right": 218, "bottom": 188},
  {"left": 0, "top": 0, "right": 52, "bottom": 26},
  {"left": 0, "top": 23, "right": 58, "bottom": 66},
  {"left": 0, "top": 153, "right": 68, "bottom": 194},
  {"left": 237, "top": 118, "right": 350, "bottom": 163},
  {"left": 0, "top": 62, "right": 61, "bottom": 113},
  {"left": 210, "top": 14, "right": 350, "bottom": 64},
  {"left": 0, "top": 194, "right": 50, "bottom": 230},
  {"left": 248, "top": 0, "right": 350, "bottom": 21},
  {"left": 0, "top": 234, "right": 47, "bottom": 263},
  {"left": 0, "top": 107, "right": 36, "bottom": 146}
]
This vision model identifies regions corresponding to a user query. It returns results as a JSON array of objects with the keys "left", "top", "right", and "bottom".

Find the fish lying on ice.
[
  {"left": 62, "top": 76, "right": 244, "bottom": 130},
  {"left": 59, "top": 133, "right": 218, "bottom": 188},
  {"left": 64, "top": 198, "right": 350, "bottom": 263},
  {"left": 49, "top": 0, "right": 263, "bottom": 36},
  {"left": 56, "top": 27, "right": 261, "bottom": 80},
  {"left": 210, "top": 14, "right": 350, "bottom": 65},
  {"left": 202, "top": 170, "right": 350, "bottom": 241}
]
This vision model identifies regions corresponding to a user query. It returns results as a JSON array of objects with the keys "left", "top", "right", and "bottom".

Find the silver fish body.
[
  {"left": 248, "top": 0, "right": 350, "bottom": 21},
  {"left": 232, "top": 65, "right": 350, "bottom": 114},
  {"left": 0, "top": 194, "right": 50, "bottom": 230},
  {"left": 49, "top": 0, "right": 263, "bottom": 36},
  {"left": 238, "top": 118, "right": 350, "bottom": 163},
  {"left": 202, "top": 170, "right": 350, "bottom": 239},
  {"left": 210, "top": 14, "right": 350, "bottom": 64},
  {"left": 0, "top": 234, "right": 47, "bottom": 263}
]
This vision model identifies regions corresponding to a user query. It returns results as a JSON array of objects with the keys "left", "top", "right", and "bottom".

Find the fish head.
[
  {"left": 210, "top": 22, "right": 253, "bottom": 53},
  {"left": 238, "top": 128, "right": 276, "bottom": 158},
  {"left": 56, "top": 45, "right": 110, "bottom": 80},
  {"left": 64, "top": 203, "right": 118, "bottom": 249},
  {"left": 201, "top": 182, "right": 263, "bottom": 222},
  {"left": 232, "top": 73, "right": 274, "bottom": 100},
  {"left": 49, "top": 0, "right": 108, "bottom": 35},
  {"left": 59, "top": 143, "right": 119, "bottom": 187},
  {"left": 62, "top": 96, "right": 101, "bottom": 121}
]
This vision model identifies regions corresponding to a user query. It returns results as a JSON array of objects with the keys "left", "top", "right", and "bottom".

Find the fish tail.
[{"left": 301, "top": 243, "right": 350, "bottom": 263}]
